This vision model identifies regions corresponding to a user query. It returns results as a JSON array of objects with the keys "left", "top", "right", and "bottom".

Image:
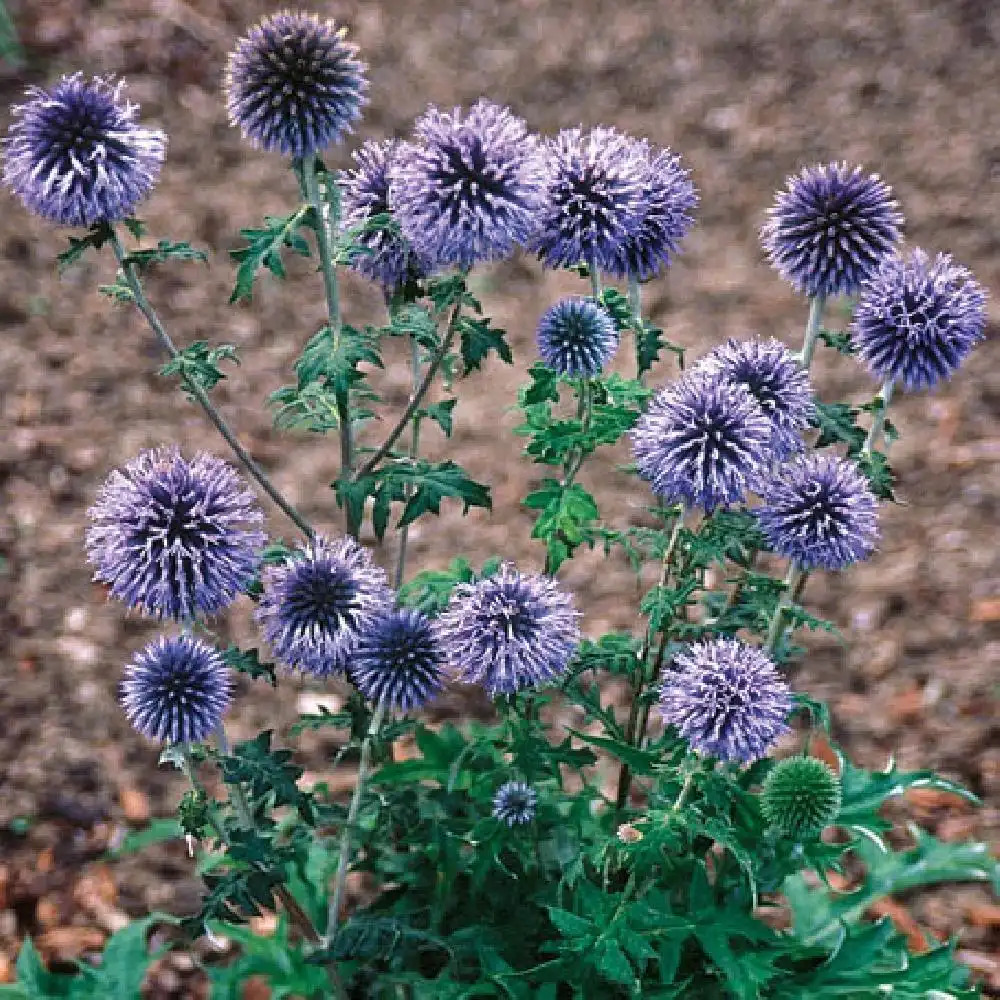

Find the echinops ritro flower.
[
  {"left": 536, "top": 297, "right": 618, "bottom": 378},
  {"left": 492, "top": 781, "right": 538, "bottom": 826}
]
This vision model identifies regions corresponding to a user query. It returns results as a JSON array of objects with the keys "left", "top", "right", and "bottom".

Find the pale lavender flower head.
[
  {"left": 389, "top": 100, "right": 545, "bottom": 269},
  {"left": 492, "top": 781, "right": 537, "bottom": 826},
  {"left": 3, "top": 74, "right": 166, "bottom": 227},
  {"left": 536, "top": 297, "right": 618, "bottom": 377},
  {"left": 256, "top": 535, "right": 392, "bottom": 677},
  {"left": 693, "top": 338, "right": 815, "bottom": 462},
  {"left": 851, "top": 248, "right": 987, "bottom": 391},
  {"left": 224, "top": 11, "right": 367, "bottom": 158},
  {"left": 532, "top": 126, "right": 648, "bottom": 272},
  {"left": 659, "top": 638, "right": 791, "bottom": 764},
  {"left": 630, "top": 371, "right": 771, "bottom": 512},
  {"left": 761, "top": 161, "right": 903, "bottom": 298},
  {"left": 119, "top": 635, "right": 232, "bottom": 744},
  {"left": 86, "top": 448, "right": 265, "bottom": 621},
  {"left": 438, "top": 563, "right": 581, "bottom": 696},
  {"left": 350, "top": 608, "right": 446, "bottom": 711},
  {"left": 756, "top": 453, "right": 878, "bottom": 570}
]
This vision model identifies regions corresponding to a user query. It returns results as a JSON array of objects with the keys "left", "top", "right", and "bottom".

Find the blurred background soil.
[{"left": 0, "top": 0, "right": 998, "bottom": 995}]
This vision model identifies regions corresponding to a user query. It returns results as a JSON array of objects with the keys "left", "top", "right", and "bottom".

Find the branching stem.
[{"left": 796, "top": 294, "right": 826, "bottom": 369}]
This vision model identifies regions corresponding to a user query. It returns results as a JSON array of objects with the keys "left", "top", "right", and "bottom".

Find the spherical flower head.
[
  {"left": 606, "top": 144, "right": 698, "bottom": 281},
  {"left": 630, "top": 371, "right": 771, "bottom": 512},
  {"left": 532, "top": 126, "right": 648, "bottom": 272},
  {"left": 119, "top": 635, "right": 232, "bottom": 744},
  {"left": 256, "top": 534, "right": 392, "bottom": 677},
  {"left": 851, "top": 248, "right": 987, "bottom": 391},
  {"left": 761, "top": 756, "right": 842, "bottom": 840},
  {"left": 438, "top": 563, "right": 581, "bottom": 697},
  {"left": 756, "top": 453, "right": 878, "bottom": 571},
  {"left": 492, "top": 781, "right": 537, "bottom": 826},
  {"left": 659, "top": 638, "right": 792, "bottom": 765},
  {"left": 86, "top": 447, "right": 265, "bottom": 621},
  {"left": 389, "top": 99, "right": 544, "bottom": 270},
  {"left": 761, "top": 161, "right": 903, "bottom": 298},
  {"left": 350, "top": 608, "right": 446, "bottom": 711},
  {"left": 536, "top": 297, "right": 618, "bottom": 377},
  {"left": 3, "top": 73, "right": 166, "bottom": 227},
  {"left": 693, "top": 338, "right": 815, "bottom": 462},
  {"left": 224, "top": 11, "right": 367, "bottom": 158}
]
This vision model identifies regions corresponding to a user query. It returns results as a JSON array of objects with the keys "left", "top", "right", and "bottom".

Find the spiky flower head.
[
  {"left": 256, "top": 534, "right": 392, "bottom": 677},
  {"left": 761, "top": 756, "right": 842, "bottom": 840},
  {"left": 389, "top": 99, "right": 544, "bottom": 269},
  {"left": 119, "top": 635, "right": 231, "bottom": 743},
  {"left": 224, "top": 11, "right": 367, "bottom": 158},
  {"left": 630, "top": 371, "right": 771, "bottom": 512},
  {"left": 438, "top": 563, "right": 581, "bottom": 697},
  {"left": 659, "top": 638, "right": 792, "bottom": 765},
  {"left": 607, "top": 144, "right": 698, "bottom": 280},
  {"left": 761, "top": 161, "right": 903, "bottom": 298},
  {"left": 693, "top": 338, "right": 815, "bottom": 462},
  {"left": 756, "top": 453, "right": 878, "bottom": 571},
  {"left": 851, "top": 248, "right": 987, "bottom": 391},
  {"left": 492, "top": 781, "right": 537, "bottom": 826},
  {"left": 86, "top": 448, "right": 265, "bottom": 621},
  {"left": 3, "top": 73, "right": 166, "bottom": 227},
  {"left": 532, "top": 126, "right": 648, "bottom": 272},
  {"left": 350, "top": 608, "right": 446, "bottom": 711},
  {"left": 536, "top": 297, "right": 618, "bottom": 377}
]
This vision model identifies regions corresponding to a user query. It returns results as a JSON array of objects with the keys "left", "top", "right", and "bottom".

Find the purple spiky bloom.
[
  {"left": 3, "top": 74, "right": 166, "bottom": 227},
  {"left": 350, "top": 608, "right": 446, "bottom": 711},
  {"left": 389, "top": 99, "right": 545, "bottom": 269},
  {"left": 256, "top": 535, "right": 392, "bottom": 677},
  {"left": 851, "top": 248, "right": 987, "bottom": 391},
  {"left": 607, "top": 144, "right": 698, "bottom": 280},
  {"left": 659, "top": 638, "right": 791, "bottom": 765},
  {"left": 630, "top": 371, "right": 771, "bottom": 512},
  {"left": 536, "top": 297, "right": 618, "bottom": 377},
  {"left": 693, "top": 338, "right": 815, "bottom": 462},
  {"left": 532, "top": 126, "right": 648, "bottom": 272},
  {"left": 756, "top": 454, "right": 878, "bottom": 571},
  {"left": 224, "top": 11, "right": 367, "bottom": 158},
  {"left": 86, "top": 448, "right": 265, "bottom": 621},
  {"left": 438, "top": 563, "right": 581, "bottom": 696},
  {"left": 492, "top": 781, "right": 537, "bottom": 826},
  {"left": 341, "top": 139, "right": 429, "bottom": 292},
  {"left": 761, "top": 161, "right": 903, "bottom": 298},
  {"left": 119, "top": 635, "right": 232, "bottom": 744}
]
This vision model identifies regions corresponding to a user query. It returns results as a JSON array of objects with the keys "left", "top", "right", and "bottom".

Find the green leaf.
[
  {"left": 524, "top": 479, "right": 600, "bottom": 571},
  {"left": 218, "top": 731, "right": 311, "bottom": 817},
  {"left": 105, "top": 818, "right": 183, "bottom": 858},
  {"left": 458, "top": 315, "right": 513, "bottom": 372},
  {"left": 121, "top": 239, "right": 208, "bottom": 271},
  {"left": 422, "top": 397, "right": 458, "bottom": 437},
  {"left": 811, "top": 401, "right": 866, "bottom": 452},
  {"left": 89, "top": 914, "right": 178, "bottom": 998},
  {"left": 856, "top": 449, "right": 897, "bottom": 502},
  {"left": 397, "top": 556, "right": 480, "bottom": 613},
  {"left": 158, "top": 341, "right": 239, "bottom": 396},
  {"left": 593, "top": 939, "right": 635, "bottom": 987},
  {"left": 564, "top": 728, "right": 661, "bottom": 776},
  {"left": 221, "top": 646, "right": 277, "bottom": 688},
  {"left": 229, "top": 206, "right": 311, "bottom": 303},
  {"left": 817, "top": 327, "right": 856, "bottom": 355},
  {"left": 372, "top": 459, "right": 492, "bottom": 535},
  {"left": 545, "top": 907, "right": 594, "bottom": 940},
  {"left": 56, "top": 222, "right": 113, "bottom": 273}
]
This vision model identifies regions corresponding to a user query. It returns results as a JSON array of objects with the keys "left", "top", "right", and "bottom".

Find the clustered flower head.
[
  {"left": 756, "top": 453, "right": 878, "bottom": 571},
  {"left": 3, "top": 73, "right": 166, "bottom": 227},
  {"left": 658, "top": 637, "right": 792, "bottom": 764},
  {"left": 224, "top": 10, "right": 367, "bottom": 158},
  {"left": 492, "top": 781, "right": 537, "bottom": 826},
  {"left": 119, "top": 635, "right": 231, "bottom": 744},
  {"left": 256, "top": 534, "right": 393, "bottom": 677},
  {"left": 851, "top": 248, "right": 987, "bottom": 391},
  {"left": 437, "top": 563, "right": 581, "bottom": 696},
  {"left": 86, "top": 447, "right": 265, "bottom": 621},
  {"left": 536, "top": 297, "right": 618, "bottom": 377},
  {"left": 761, "top": 161, "right": 903, "bottom": 299},
  {"left": 761, "top": 755, "right": 843, "bottom": 840}
]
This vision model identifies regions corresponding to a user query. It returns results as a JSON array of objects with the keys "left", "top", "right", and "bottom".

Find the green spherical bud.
[{"left": 761, "top": 756, "right": 842, "bottom": 840}]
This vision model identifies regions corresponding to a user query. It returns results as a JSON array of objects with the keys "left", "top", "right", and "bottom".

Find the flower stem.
[
  {"left": 765, "top": 562, "right": 806, "bottom": 656},
  {"left": 627, "top": 275, "right": 645, "bottom": 383},
  {"left": 394, "top": 335, "right": 424, "bottom": 589},
  {"left": 589, "top": 257, "right": 603, "bottom": 302},
  {"left": 796, "top": 294, "right": 826, "bottom": 369},
  {"left": 862, "top": 378, "right": 895, "bottom": 454},
  {"left": 109, "top": 229, "right": 314, "bottom": 539}
]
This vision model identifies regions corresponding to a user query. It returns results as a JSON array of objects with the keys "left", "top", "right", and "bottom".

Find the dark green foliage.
[
  {"left": 57, "top": 221, "right": 115, "bottom": 272},
  {"left": 121, "top": 239, "right": 208, "bottom": 270},
  {"left": 159, "top": 341, "right": 239, "bottom": 396},
  {"left": 221, "top": 645, "right": 277, "bottom": 687},
  {"left": 817, "top": 326, "right": 856, "bottom": 354},
  {"left": 228, "top": 207, "right": 311, "bottom": 303},
  {"left": 218, "top": 731, "right": 313, "bottom": 820},
  {"left": 811, "top": 400, "right": 867, "bottom": 451}
]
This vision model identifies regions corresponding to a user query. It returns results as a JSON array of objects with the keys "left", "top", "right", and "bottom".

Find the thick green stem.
[
  {"left": 796, "top": 294, "right": 826, "bottom": 369},
  {"left": 765, "top": 562, "right": 806, "bottom": 656},
  {"left": 863, "top": 378, "right": 895, "bottom": 454},
  {"left": 589, "top": 257, "right": 602, "bottom": 302},
  {"left": 627, "top": 275, "right": 645, "bottom": 383},
  {"left": 394, "top": 336, "right": 423, "bottom": 589}
]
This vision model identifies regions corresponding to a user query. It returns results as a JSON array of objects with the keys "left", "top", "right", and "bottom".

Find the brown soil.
[{"left": 0, "top": 0, "right": 998, "bottom": 995}]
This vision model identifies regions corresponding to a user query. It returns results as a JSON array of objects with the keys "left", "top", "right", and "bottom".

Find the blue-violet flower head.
[
  {"left": 536, "top": 297, "right": 618, "bottom": 377},
  {"left": 492, "top": 781, "right": 537, "bottom": 826}
]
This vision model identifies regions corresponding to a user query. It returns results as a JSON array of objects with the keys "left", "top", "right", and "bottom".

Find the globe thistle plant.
[
  {"left": 658, "top": 638, "right": 792, "bottom": 765},
  {"left": 761, "top": 756, "right": 842, "bottom": 840},
  {"left": 761, "top": 161, "right": 903, "bottom": 298},
  {"left": 256, "top": 535, "right": 393, "bottom": 678},
  {"left": 86, "top": 448, "right": 265, "bottom": 621},
  {"left": 119, "top": 635, "right": 232, "bottom": 744},
  {"left": 437, "top": 563, "right": 581, "bottom": 696},
  {"left": 756, "top": 453, "right": 879, "bottom": 571},
  {"left": 492, "top": 781, "right": 537, "bottom": 827},
  {"left": 3, "top": 73, "right": 166, "bottom": 227},
  {"left": 224, "top": 11, "right": 367, "bottom": 158},
  {"left": 630, "top": 371, "right": 772, "bottom": 512},
  {"left": 536, "top": 297, "right": 618, "bottom": 377},
  {"left": 851, "top": 248, "right": 987, "bottom": 391}
]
